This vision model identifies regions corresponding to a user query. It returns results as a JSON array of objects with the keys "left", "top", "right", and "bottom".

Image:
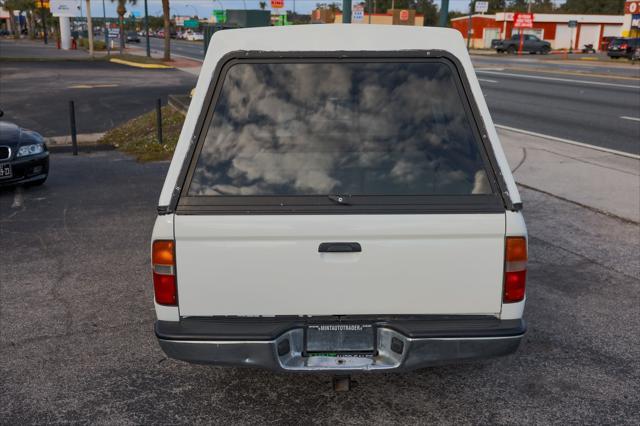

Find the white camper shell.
[{"left": 151, "top": 25, "right": 528, "bottom": 372}]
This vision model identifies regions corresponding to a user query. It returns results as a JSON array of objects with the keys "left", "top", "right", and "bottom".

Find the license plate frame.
[
  {"left": 0, "top": 163, "right": 12, "bottom": 180},
  {"left": 304, "top": 323, "right": 376, "bottom": 355}
]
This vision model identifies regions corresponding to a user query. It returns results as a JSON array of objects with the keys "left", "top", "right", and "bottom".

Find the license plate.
[
  {"left": 0, "top": 163, "right": 12, "bottom": 179},
  {"left": 305, "top": 324, "right": 375, "bottom": 354}
]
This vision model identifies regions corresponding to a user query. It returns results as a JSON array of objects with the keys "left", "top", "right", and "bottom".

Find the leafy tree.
[
  {"left": 560, "top": 0, "right": 625, "bottom": 14},
  {"left": 418, "top": 0, "right": 438, "bottom": 26},
  {"left": 506, "top": 0, "right": 555, "bottom": 12}
]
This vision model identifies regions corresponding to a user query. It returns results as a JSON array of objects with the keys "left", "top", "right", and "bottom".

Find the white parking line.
[
  {"left": 620, "top": 116, "right": 640, "bottom": 122},
  {"left": 495, "top": 124, "right": 640, "bottom": 160},
  {"left": 478, "top": 78, "right": 498, "bottom": 83},
  {"left": 477, "top": 70, "right": 640, "bottom": 90}
]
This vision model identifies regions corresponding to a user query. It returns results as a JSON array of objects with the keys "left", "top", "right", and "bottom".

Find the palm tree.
[
  {"left": 161, "top": 0, "right": 170, "bottom": 61},
  {"left": 85, "top": 0, "right": 94, "bottom": 56},
  {"left": 110, "top": 0, "right": 136, "bottom": 54}
]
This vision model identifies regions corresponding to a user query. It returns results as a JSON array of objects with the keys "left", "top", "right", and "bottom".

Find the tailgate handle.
[{"left": 318, "top": 242, "right": 362, "bottom": 253}]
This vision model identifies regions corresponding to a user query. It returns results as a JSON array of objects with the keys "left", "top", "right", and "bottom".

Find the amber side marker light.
[
  {"left": 152, "top": 240, "right": 177, "bottom": 306},
  {"left": 504, "top": 237, "right": 527, "bottom": 303}
]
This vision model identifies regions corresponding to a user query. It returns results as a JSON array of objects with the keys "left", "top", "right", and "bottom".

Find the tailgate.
[{"left": 174, "top": 213, "right": 505, "bottom": 317}]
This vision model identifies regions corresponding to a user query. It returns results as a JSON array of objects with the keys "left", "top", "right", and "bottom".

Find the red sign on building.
[
  {"left": 625, "top": 1, "right": 640, "bottom": 14},
  {"left": 513, "top": 13, "right": 534, "bottom": 28},
  {"left": 399, "top": 9, "right": 409, "bottom": 21},
  {"left": 271, "top": 0, "right": 284, "bottom": 9}
]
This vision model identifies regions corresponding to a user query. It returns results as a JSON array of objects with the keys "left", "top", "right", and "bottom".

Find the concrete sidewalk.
[
  {"left": 499, "top": 127, "right": 640, "bottom": 223},
  {"left": 0, "top": 38, "right": 90, "bottom": 59}
]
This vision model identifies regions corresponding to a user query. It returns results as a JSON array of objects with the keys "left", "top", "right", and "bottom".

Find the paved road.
[
  {"left": 147, "top": 37, "right": 204, "bottom": 60},
  {"left": 0, "top": 60, "right": 196, "bottom": 137},
  {"left": 474, "top": 62, "right": 640, "bottom": 155},
  {"left": 1, "top": 151, "right": 638, "bottom": 424}
]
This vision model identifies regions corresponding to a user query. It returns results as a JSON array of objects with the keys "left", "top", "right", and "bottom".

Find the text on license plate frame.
[
  {"left": 304, "top": 323, "right": 376, "bottom": 355},
  {"left": 0, "top": 163, "right": 12, "bottom": 179}
]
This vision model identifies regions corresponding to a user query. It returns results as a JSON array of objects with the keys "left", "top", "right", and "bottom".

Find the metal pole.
[
  {"left": 466, "top": 6, "right": 472, "bottom": 49},
  {"left": 368, "top": 0, "right": 371, "bottom": 24},
  {"left": 144, "top": 0, "right": 150, "bottom": 57},
  {"left": 156, "top": 99, "right": 163, "bottom": 144},
  {"left": 69, "top": 101, "right": 78, "bottom": 156},
  {"left": 342, "top": 0, "right": 352, "bottom": 23},
  {"left": 438, "top": 0, "right": 449, "bottom": 27}
]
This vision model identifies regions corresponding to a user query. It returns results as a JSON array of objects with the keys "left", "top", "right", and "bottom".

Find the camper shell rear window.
[{"left": 176, "top": 52, "right": 508, "bottom": 214}]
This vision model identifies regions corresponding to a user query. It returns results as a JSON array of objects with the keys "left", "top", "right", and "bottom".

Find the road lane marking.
[
  {"left": 478, "top": 78, "right": 498, "bottom": 83},
  {"left": 68, "top": 84, "right": 119, "bottom": 89},
  {"left": 495, "top": 124, "right": 640, "bottom": 160},
  {"left": 477, "top": 70, "right": 640, "bottom": 89},
  {"left": 620, "top": 116, "right": 640, "bottom": 122}
]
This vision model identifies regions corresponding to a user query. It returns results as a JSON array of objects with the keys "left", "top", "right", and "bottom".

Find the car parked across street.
[
  {"left": 495, "top": 34, "right": 551, "bottom": 54},
  {"left": 0, "top": 109, "right": 49, "bottom": 187},
  {"left": 151, "top": 25, "right": 528, "bottom": 375},
  {"left": 607, "top": 37, "right": 640, "bottom": 59},
  {"left": 126, "top": 32, "right": 140, "bottom": 43}
]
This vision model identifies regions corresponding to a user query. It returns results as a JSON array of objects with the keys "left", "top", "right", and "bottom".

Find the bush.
[{"left": 77, "top": 38, "right": 107, "bottom": 51}]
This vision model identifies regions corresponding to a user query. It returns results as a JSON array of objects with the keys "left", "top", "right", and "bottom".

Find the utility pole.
[
  {"left": 467, "top": 1, "right": 473, "bottom": 49},
  {"left": 502, "top": 1, "right": 507, "bottom": 39},
  {"left": 438, "top": 0, "right": 449, "bottom": 27},
  {"left": 144, "top": 0, "right": 150, "bottom": 57},
  {"left": 342, "top": 0, "right": 351, "bottom": 23}
]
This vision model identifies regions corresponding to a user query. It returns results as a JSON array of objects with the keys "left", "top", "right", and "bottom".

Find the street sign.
[
  {"left": 184, "top": 19, "right": 199, "bottom": 28},
  {"left": 211, "top": 10, "right": 226, "bottom": 24},
  {"left": 271, "top": 0, "right": 284, "bottom": 9},
  {"left": 399, "top": 9, "right": 409, "bottom": 21},
  {"left": 475, "top": 1, "right": 489, "bottom": 14},
  {"left": 568, "top": 20, "right": 577, "bottom": 28},
  {"left": 49, "top": 0, "right": 80, "bottom": 17},
  {"left": 352, "top": 4, "right": 364, "bottom": 22},
  {"left": 108, "top": 28, "right": 120, "bottom": 39},
  {"left": 513, "top": 13, "right": 533, "bottom": 28}
]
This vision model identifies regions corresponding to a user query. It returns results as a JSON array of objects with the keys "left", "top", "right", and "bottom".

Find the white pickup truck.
[{"left": 151, "top": 25, "right": 528, "bottom": 372}]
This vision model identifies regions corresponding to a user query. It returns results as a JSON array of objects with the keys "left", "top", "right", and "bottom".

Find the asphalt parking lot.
[
  {"left": 0, "top": 60, "right": 196, "bottom": 137},
  {"left": 1, "top": 151, "right": 638, "bottom": 424}
]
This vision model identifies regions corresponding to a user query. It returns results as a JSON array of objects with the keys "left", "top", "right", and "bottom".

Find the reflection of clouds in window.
[{"left": 189, "top": 61, "right": 491, "bottom": 196}]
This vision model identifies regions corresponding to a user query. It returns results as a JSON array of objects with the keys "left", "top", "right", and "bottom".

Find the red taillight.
[
  {"left": 152, "top": 240, "right": 177, "bottom": 306},
  {"left": 621, "top": 43, "right": 628, "bottom": 49},
  {"left": 504, "top": 237, "right": 527, "bottom": 303}
]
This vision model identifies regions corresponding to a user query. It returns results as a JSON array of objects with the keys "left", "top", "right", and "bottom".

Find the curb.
[
  {"left": 168, "top": 95, "right": 190, "bottom": 115},
  {"left": 109, "top": 58, "right": 172, "bottom": 69},
  {"left": 495, "top": 125, "right": 640, "bottom": 160},
  {"left": 46, "top": 132, "right": 106, "bottom": 145}
]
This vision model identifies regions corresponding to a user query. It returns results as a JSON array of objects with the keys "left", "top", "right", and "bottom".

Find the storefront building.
[{"left": 451, "top": 13, "right": 624, "bottom": 50}]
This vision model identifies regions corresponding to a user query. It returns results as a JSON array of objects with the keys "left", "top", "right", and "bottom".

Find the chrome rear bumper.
[{"left": 157, "top": 317, "right": 525, "bottom": 372}]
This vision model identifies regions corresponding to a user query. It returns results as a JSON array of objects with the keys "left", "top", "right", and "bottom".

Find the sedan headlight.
[{"left": 17, "top": 143, "right": 44, "bottom": 158}]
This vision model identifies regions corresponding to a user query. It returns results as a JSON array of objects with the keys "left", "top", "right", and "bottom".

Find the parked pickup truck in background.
[
  {"left": 495, "top": 34, "right": 551, "bottom": 54},
  {"left": 151, "top": 25, "right": 528, "bottom": 373}
]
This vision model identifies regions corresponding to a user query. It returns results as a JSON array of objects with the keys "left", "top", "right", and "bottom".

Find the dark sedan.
[
  {"left": 0, "top": 111, "right": 49, "bottom": 187},
  {"left": 607, "top": 37, "right": 640, "bottom": 59}
]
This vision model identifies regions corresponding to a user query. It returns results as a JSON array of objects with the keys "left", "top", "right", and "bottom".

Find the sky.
[{"left": 81, "top": 0, "right": 567, "bottom": 19}]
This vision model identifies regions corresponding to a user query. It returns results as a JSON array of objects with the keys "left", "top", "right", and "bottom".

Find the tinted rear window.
[{"left": 188, "top": 61, "right": 492, "bottom": 197}]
